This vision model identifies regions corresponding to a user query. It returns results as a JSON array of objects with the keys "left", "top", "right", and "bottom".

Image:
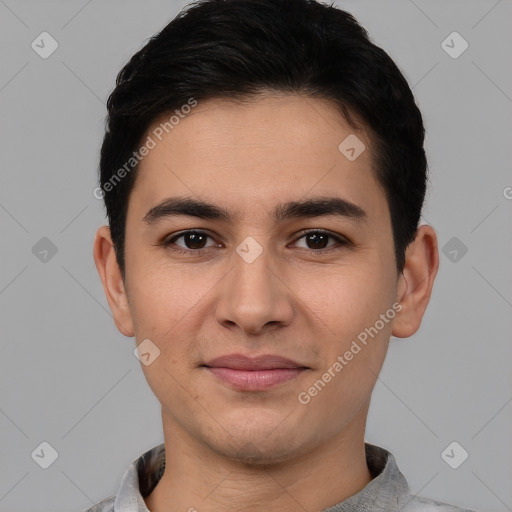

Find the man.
[{"left": 90, "top": 0, "right": 476, "bottom": 510}]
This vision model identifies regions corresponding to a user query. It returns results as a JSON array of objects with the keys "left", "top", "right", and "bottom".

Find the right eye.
[{"left": 161, "top": 230, "right": 222, "bottom": 254}]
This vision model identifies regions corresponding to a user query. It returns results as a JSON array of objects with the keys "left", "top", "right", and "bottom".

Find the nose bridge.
[
  {"left": 215, "top": 238, "right": 293, "bottom": 332},
  {"left": 233, "top": 242, "right": 273, "bottom": 298}
]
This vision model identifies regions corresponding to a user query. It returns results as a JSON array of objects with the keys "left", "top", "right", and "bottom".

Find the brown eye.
[
  {"left": 305, "top": 232, "right": 330, "bottom": 249},
  {"left": 293, "top": 230, "right": 349, "bottom": 252},
  {"left": 179, "top": 231, "right": 208, "bottom": 249},
  {"left": 163, "top": 230, "right": 218, "bottom": 252}
]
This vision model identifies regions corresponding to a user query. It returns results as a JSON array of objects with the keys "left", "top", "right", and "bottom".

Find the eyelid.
[
  {"left": 290, "top": 229, "right": 352, "bottom": 250},
  {"left": 292, "top": 228, "right": 350, "bottom": 242},
  {"left": 162, "top": 229, "right": 220, "bottom": 250}
]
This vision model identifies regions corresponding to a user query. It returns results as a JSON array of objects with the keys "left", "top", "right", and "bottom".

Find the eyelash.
[{"left": 161, "top": 229, "right": 351, "bottom": 256}]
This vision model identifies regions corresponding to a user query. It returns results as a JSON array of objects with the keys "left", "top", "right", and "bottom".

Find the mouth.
[{"left": 201, "top": 354, "right": 309, "bottom": 391}]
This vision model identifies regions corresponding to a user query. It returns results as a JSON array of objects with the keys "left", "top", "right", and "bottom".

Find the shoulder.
[
  {"left": 400, "top": 493, "right": 476, "bottom": 511},
  {"left": 82, "top": 495, "right": 115, "bottom": 512}
]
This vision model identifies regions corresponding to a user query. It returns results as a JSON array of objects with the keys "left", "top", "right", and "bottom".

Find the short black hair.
[{"left": 98, "top": 0, "right": 427, "bottom": 279}]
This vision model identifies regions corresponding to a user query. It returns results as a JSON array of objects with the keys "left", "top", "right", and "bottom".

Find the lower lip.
[{"left": 205, "top": 367, "right": 306, "bottom": 391}]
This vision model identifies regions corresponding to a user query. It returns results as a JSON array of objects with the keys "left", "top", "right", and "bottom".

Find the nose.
[{"left": 214, "top": 244, "right": 294, "bottom": 336}]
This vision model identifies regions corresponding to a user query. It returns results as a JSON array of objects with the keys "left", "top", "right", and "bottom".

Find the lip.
[
  {"left": 204, "top": 354, "right": 306, "bottom": 370},
  {"left": 202, "top": 354, "right": 309, "bottom": 391}
]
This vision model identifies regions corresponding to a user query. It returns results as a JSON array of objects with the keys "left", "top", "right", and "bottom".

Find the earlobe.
[
  {"left": 92, "top": 225, "right": 135, "bottom": 337},
  {"left": 392, "top": 225, "right": 439, "bottom": 339}
]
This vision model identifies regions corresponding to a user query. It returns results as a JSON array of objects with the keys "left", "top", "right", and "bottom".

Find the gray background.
[{"left": 0, "top": 0, "right": 511, "bottom": 511}]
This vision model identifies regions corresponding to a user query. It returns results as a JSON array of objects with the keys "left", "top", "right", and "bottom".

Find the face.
[{"left": 108, "top": 94, "right": 404, "bottom": 463}]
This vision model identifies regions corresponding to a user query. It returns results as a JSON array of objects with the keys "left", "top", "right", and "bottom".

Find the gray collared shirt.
[{"left": 84, "top": 443, "right": 476, "bottom": 511}]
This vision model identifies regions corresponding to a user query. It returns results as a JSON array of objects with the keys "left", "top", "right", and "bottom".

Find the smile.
[{"left": 202, "top": 353, "right": 309, "bottom": 391}]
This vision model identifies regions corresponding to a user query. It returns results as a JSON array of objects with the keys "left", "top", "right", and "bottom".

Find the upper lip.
[{"left": 203, "top": 354, "right": 308, "bottom": 370}]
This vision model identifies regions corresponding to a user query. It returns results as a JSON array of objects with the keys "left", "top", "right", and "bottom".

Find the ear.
[
  {"left": 92, "top": 225, "right": 134, "bottom": 337},
  {"left": 392, "top": 224, "right": 439, "bottom": 338}
]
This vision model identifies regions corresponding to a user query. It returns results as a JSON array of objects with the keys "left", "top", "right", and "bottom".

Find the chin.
[{"left": 205, "top": 417, "right": 309, "bottom": 467}]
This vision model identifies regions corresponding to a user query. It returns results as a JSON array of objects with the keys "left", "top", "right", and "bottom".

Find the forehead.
[{"left": 129, "top": 94, "right": 386, "bottom": 223}]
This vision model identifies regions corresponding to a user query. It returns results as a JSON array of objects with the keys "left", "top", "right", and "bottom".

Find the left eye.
[{"left": 293, "top": 230, "right": 346, "bottom": 251}]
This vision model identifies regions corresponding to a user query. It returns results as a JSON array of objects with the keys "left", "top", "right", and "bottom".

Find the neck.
[{"left": 145, "top": 409, "right": 373, "bottom": 512}]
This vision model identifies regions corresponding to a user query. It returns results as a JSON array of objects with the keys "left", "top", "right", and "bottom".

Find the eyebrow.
[{"left": 142, "top": 196, "right": 367, "bottom": 225}]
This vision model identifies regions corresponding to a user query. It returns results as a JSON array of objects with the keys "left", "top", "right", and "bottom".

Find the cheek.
[
  {"left": 294, "top": 269, "right": 395, "bottom": 426},
  {"left": 127, "top": 263, "right": 219, "bottom": 395},
  {"left": 295, "top": 264, "right": 396, "bottom": 405},
  {"left": 127, "top": 261, "right": 207, "bottom": 336},
  {"left": 129, "top": 269, "right": 201, "bottom": 400},
  {"left": 297, "top": 263, "right": 396, "bottom": 339}
]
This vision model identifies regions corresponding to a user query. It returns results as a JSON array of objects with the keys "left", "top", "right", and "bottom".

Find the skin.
[{"left": 93, "top": 93, "right": 439, "bottom": 512}]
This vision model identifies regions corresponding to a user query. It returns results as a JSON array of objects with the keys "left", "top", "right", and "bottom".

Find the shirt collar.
[
  {"left": 113, "top": 442, "right": 410, "bottom": 512},
  {"left": 114, "top": 443, "right": 165, "bottom": 512}
]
